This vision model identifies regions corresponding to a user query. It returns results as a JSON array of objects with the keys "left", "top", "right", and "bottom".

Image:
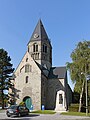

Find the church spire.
[
  {"left": 27, "top": 19, "right": 52, "bottom": 70},
  {"left": 28, "top": 19, "right": 49, "bottom": 44}
]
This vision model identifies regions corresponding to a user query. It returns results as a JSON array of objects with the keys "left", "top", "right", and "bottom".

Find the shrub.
[
  {"left": 69, "top": 104, "right": 90, "bottom": 113},
  {"left": 19, "top": 101, "right": 25, "bottom": 106},
  {"left": 69, "top": 104, "right": 79, "bottom": 112}
]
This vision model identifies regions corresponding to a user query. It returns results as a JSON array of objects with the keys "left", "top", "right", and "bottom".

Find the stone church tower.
[
  {"left": 27, "top": 20, "right": 52, "bottom": 70},
  {"left": 14, "top": 19, "right": 72, "bottom": 111}
]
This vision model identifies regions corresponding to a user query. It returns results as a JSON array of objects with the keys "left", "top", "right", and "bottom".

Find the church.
[{"left": 14, "top": 19, "right": 72, "bottom": 111}]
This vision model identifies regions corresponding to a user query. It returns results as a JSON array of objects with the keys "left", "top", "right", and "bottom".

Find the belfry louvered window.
[
  {"left": 43, "top": 44, "right": 47, "bottom": 53},
  {"left": 33, "top": 43, "right": 38, "bottom": 52}
]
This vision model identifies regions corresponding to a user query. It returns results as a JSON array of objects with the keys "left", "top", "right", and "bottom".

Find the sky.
[{"left": 0, "top": 0, "right": 90, "bottom": 90}]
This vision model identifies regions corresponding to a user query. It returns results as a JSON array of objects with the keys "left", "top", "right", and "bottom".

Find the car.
[{"left": 6, "top": 105, "right": 29, "bottom": 117}]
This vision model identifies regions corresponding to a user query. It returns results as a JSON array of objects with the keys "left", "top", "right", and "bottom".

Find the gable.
[{"left": 14, "top": 51, "right": 41, "bottom": 75}]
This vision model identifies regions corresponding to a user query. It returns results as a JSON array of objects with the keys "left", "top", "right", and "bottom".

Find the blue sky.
[{"left": 0, "top": 0, "right": 90, "bottom": 90}]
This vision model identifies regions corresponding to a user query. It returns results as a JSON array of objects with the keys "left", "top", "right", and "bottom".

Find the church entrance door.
[{"left": 23, "top": 96, "right": 32, "bottom": 110}]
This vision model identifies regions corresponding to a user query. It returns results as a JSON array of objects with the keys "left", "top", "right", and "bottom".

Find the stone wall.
[
  {"left": 15, "top": 52, "right": 42, "bottom": 110},
  {"left": 41, "top": 74, "right": 48, "bottom": 108},
  {"left": 46, "top": 78, "right": 67, "bottom": 110}
]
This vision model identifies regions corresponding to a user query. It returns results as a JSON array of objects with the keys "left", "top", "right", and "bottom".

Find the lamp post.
[
  {"left": 81, "top": 73, "right": 90, "bottom": 116},
  {"left": 86, "top": 75, "right": 88, "bottom": 116},
  {"left": 85, "top": 75, "right": 90, "bottom": 116}
]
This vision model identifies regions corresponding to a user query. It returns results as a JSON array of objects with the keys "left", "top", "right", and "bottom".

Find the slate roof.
[
  {"left": 48, "top": 67, "right": 67, "bottom": 79},
  {"left": 35, "top": 62, "right": 67, "bottom": 79},
  {"left": 28, "top": 19, "right": 49, "bottom": 45},
  {"left": 35, "top": 61, "right": 49, "bottom": 77}
]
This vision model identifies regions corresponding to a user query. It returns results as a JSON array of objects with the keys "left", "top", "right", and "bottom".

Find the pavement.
[
  {"left": 28, "top": 113, "right": 90, "bottom": 120},
  {"left": 0, "top": 110, "right": 90, "bottom": 120}
]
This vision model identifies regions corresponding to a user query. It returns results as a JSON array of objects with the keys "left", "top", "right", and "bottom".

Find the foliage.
[
  {"left": 66, "top": 41, "right": 90, "bottom": 112},
  {"left": 19, "top": 101, "right": 26, "bottom": 106},
  {"left": 0, "top": 49, "right": 14, "bottom": 109},
  {"left": 68, "top": 103, "right": 86, "bottom": 112},
  {"left": 88, "top": 81, "right": 90, "bottom": 105},
  {"left": 73, "top": 92, "right": 80, "bottom": 103},
  {"left": 67, "top": 41, "right": 90, "bottom": 85},
  {"left": 69, "top": 104, "right": 79, "bottom": 112}
]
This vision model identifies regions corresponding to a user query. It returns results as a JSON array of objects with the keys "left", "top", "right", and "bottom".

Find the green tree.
[
  {"left": 66, "top": 41, "right": 90, "bottom": 112},
  {"left": 0, "top": 49, "right": 14, "bottom": 109}
]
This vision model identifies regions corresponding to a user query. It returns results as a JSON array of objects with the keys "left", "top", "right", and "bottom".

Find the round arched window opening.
[
  {"left": 26, "top": 58, "right": 28, "bottom": 62},
  {"left": 26, "top": 76, "right": 29, "bottom": 83},
  {"left": 43, "top": 44, "right": 47, "bottom": 53},
  {"left": 33, "top": 43, "right": 38, "bottom": 52}
]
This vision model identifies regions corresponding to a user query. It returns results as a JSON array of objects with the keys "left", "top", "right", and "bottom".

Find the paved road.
[{"left": 0, "top": 112, "right": 90, "bottom": 120}]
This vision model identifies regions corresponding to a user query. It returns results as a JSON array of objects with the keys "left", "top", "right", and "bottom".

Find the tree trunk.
[{"left": 78, "top": 80, "right": 85, "bottom": 112}]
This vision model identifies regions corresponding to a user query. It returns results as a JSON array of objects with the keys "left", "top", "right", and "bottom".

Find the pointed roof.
[{"left": 28, "top": 19, "right": 49, "bottom": 44}]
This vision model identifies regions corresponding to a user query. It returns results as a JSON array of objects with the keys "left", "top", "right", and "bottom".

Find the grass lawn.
[
  {"left": 0, "top": 109, "right": 6, "bottom": 113},
  {"left": 31, "top": 110, "right": 56, "bottom": 114},
  {"left": 61, "top": 112, "right": 90, "bottom": 117}
]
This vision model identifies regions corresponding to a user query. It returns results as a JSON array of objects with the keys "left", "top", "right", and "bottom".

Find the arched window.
[
  {"left": 26, "top": 76, "right": 29, "bottom": 83},
  {"left": 43, "top": 44, "right": 47, "bottom": 53},
  {"left": 26, "top": 58, "right": 28, "bottom": 62},
  {"left": 43, "top": 44, "right": 44, "bottom": 52},
  {"left": 59, "top": 94, "right": 63, "bottom": 104},
  {"left": 25, "top": 64, "right": 32, "bottom": 72},
  {"left": 28, "top": 47, "right": 29, "bottom": 52},
  {"left": 45, "top": 45, "right": 47, "bottom": 53},
  {"left": 33, "top": 43, "right": 38, "bottom": 52}
]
